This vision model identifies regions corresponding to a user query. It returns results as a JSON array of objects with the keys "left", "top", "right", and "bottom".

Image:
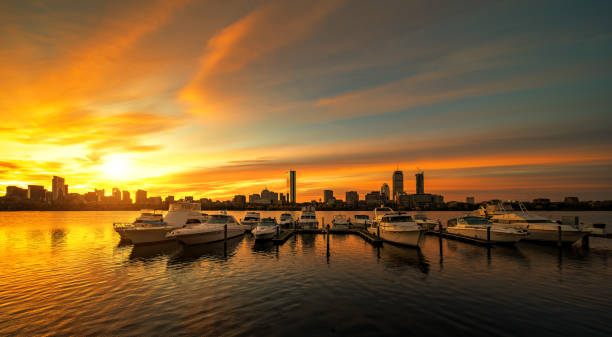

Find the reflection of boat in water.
[
  {"left": 380, "top": 244, "right": 429, "bottom": 274},
  {"left": 168, "top": 236, "right": 244, "bottom": 265},
  {"left": 129, "top": 241, "right": 181, "bottom": 261},
  {"left": 252, "top": 240, "right": 276, "bottom": 253}
]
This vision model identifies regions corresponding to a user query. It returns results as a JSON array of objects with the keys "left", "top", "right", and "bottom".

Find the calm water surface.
[{"left": 0, "top": 211, "right": 611, "bottom": 336}]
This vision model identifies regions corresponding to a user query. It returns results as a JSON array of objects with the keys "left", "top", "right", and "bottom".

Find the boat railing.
[{"left": 113, "top": 222, "right": 135, "bottom": 229}]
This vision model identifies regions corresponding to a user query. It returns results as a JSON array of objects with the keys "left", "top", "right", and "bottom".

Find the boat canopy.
[
  {"left": 208, "top": 214, "right": 232, "bottom": 224},
  {"left": 382, "top": 215, "right": 414, "bottom": 223},
  {"left": 459, "top": 216, "right": 491, "bottom": 225},
  {"left": 354, "top": 214, "right": 369, "bottom": 219},
  {"left": 169, "top": 202, "right": 201, "bottom": 212}
]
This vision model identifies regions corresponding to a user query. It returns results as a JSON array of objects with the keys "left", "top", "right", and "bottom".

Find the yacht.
[
  {"left": 490, "top": 212, "right": 586, "bottom": 244},
  {"left": 351, "top": 214, "right": 371, "bottom": 229},
  {"left": 446, "top": 216, "right": 527, "bottom": 244},
  {"left": 413, "top": 214, "right": 440, "bottom": 231},
  {"left": 166, "top": 212, "right": 244, "bottom": 245},
  {"left": 373, "top": 206, "right": 394, "bottom": 222},
  {"left": 240, "top": 212, "right": 260, "bottom": 231},
  {"left": 113, "top": 202, "right": 203, "bottom": 244},
  {"left": 114, "top": 210, "right": 164, "bottom": 241},
  {"left": 475, "top": 202, "right": 514, "bottom": 218},
  {"left": 331, "top": 215, "right": 349, "bottom": 230},
  {"left": 278, "top": 213, "right": 294, "bottom": 228},
  {"left": 368, "top": 212, "right": 424, "bottom": 246},
  {"left": 252, "top": 217, "right": 279, "bottom": 240},
  {"left": 299, "top": 205, "right": 319, "bottom": 229}
]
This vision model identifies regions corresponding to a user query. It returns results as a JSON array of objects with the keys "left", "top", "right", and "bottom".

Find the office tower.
[
  {"left": 112, "top": 188, "right": 121, "bottom": 201},
  {"left": 6, "top": 186, "right": 27, "bottom": 200},
  {"left": 323, "top": 190, "right": 334, "bottom": 203},
  {"left": 95, "top": 189, "right": 105, "bottom": 202},
  {"left": 123, "top": 190, "right": 132, "bottom": 204},
  {"left": 135, "top": 190, "right": 147, "bottom": 204},
  {"left": 27, "top": 185, "right": 45, "bottom": 201},
  {"left": 416, "top": 172, "right": 424, "bottom": 194},
  {"left": 287, "top": 170, "right": 296, "bottom": 203},
  {"left": 51, "top": 176, "right": 65, "bottom": 201},
  {"left": 380, "top": 183, "right": 390, "bottom": 201},
  {"left": 392, "top": 170, "right": 403, "bottom": 201},
  {"left": 345, "top": 191, "right": 359, "bottom": 206}
]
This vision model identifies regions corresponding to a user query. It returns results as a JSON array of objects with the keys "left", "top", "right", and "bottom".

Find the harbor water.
[{"left": 0, "top": 211, "right": 611, "bottom": 336}]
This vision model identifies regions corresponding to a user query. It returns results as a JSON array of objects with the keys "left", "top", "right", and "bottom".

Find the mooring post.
[
  {"left": 487, "top": 226, "right": 491, "bottom": 242},
  {"left": 377, "top": 225, "right": 380, "bottom": 238},
  {"left": 557, "top": 225, "right": 562, "bottom": 248},
  {"left": 582, "top": 234, "right": 590, "bottom": 249},
  {"left": 276, "top": 224, "right": 280, "bottom": 239},
  {"left": 322, "top": 217, "right": 324, "bottom": 232},
  {"left": 224, "top": 223, "right": 228, "bottom": 256}
]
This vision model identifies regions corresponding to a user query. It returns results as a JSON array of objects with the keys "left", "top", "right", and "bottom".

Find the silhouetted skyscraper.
[
  {"left": 122, "top": 190, "right": 131, "bottom": 204},
  {"left": 51, "top": 176, "right": 65, "bottom": 201},
  {"left": 380, "top": 183, "right": 390, "bottom": 201},
  {"left": 416, "top": 172, "right": 424, "bottom": 194},
  {"left": 27, "top": 185, "right": 45, "bottom": 201},
  {"left": 135, "top": 189, "right": 147, "bottom": 204},
  {"left": 287, "top": 170, "right": 296, "bottom": 203},
  {"left": 112, "top": 188, "right": 121, "bottom": 201},
  {"left": 323, "top": 190, "right": 334, "bottom": 203},
  {"left": 392, "top": 170, "right": 403, "bottom": 201}
]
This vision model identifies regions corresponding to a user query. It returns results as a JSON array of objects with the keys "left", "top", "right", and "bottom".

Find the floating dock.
[
  {"left": 428, "top": 230, "right": 494, "bottom": 246},
  {"left": 271, "top": 227, "right": 383, "bottom": 246}
]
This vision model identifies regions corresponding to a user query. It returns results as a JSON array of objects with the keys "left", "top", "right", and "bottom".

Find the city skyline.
[{"left": 1, "top": 1, "right": 611, "bottom": 202}]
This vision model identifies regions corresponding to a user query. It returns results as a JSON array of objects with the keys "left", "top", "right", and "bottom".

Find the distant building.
[
  {"left": 148, "top": 196, "right": 162, "bottom": 206},
  {"left": 466, "top": 196, "right": 475, "bottom": 204},
  {"left": 415, "top": 172, "right": 424, "bottom": 194},
  {"left": 287, "top": 170, "right": 296, "bottom": 203},
  {"left": 84, "top": 191, "right": 97, "bottom": 203},
  {"left": 6, "top": 186, "right": 27, "bottom": 200},
  {"left": 404, "top": 193, "right": 444, "bottom": 209},
  {"left": 323, "top": 190, "right": 334, "bottom": 204},
  {"left": 380, "top": 183, "right": 390, "bottom": 201},
  {"left": 135, "top": 190, "right": 147, "bottom": 204},
  {"left": 346, "top": 191, "right": 359, "bottom": 206},
  {"left": 27, "top": 185, "right": 45, "bottom": 201},
  {"left": 564, "top": 197, "right": 579, "bottom": 205},
  {"left": 232, "top": 195, "right": 246, "bottom": 205},
  {"left": 392, "top": 170, "right": 403, "bottom": 201},
  {"left": 185, "top": 196, "right": 194, "bottom": 202},
  {"left": 365, "top": 191, "right": 382, "bottom": 205},
  {"left": 112, "top": 188, "right": 121, "bottom": 202},
  {"left": 64, "top": 185, "right": 68, "bottom": 196},
  {"left": 260, "top": 188, "right": 278, "bottom": 204},
  {"left": 123, "top": 191, "right": 132, "bottom": 204},
  {"left": 533, "top": 198, "right": 551, "bottom": 205},
  {"left": 95, "top": 189, "right": 105, "bottom": 202},
  {"left": 249, "top": 193, "right": 260, "bottom": 204},
  {"left": 52, "top": 176, "right": 66, "bottom": 201},
  {"left": 280, "top": 193, "right": 286, "bottom": 204},
  {"left": 164, "top": 195, "right": 174, "bottom": 204}
]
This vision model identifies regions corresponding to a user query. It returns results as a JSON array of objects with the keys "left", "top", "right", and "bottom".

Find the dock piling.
[
  {"left": 582, "top": 234, "right": 590, "bottom": 249},
  {"left": 377, "top": 225, "right": 380, "bottom": 238},
  {"left": 487, "top": 227, "right": 491, "bottom": 242},
  {"left": 557, "top": 225, "right": 562, "bottom": 248},
  {"left": 276, "top": 225, "right": 280, "bottom": 239}
]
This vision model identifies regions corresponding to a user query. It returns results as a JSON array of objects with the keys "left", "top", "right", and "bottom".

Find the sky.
[{"left": 0, "top": 0, "right": 611, "bottom": 202}]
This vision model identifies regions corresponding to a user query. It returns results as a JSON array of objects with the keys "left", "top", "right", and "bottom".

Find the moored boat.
[
  {"left": 351, "top": 214, "right": 371, "bottom": 229},
  {"left": 331, "top": 215, "right": 349, "bottom": 230},
  {"left": 490, "top": 212, "right": 586, "bottom": 244},
  {"left": 299, "top": 205, "right": 319, "bottom": 229},
  {"left": 166, "top": 212, "right": 244, "bottom": 245},
  {"left": 446, "top": 216, "right": 527, "bottom": 244},
  {"left": 278, "top": 213, "right": 294, "bottom": 228},
  {"left": 240, "top": 212, "right": 260, "bottom": 232},
  {"left": 253, "top": 217, "right": 279, "bottom": 240},
  {"left": 368, "top": 212, "right": 424, "bottom": 246},
  {"left": 413, "top": 214, "right": 440, "bottom": 231}
]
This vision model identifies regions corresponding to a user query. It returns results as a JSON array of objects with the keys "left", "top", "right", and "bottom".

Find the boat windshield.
[
  {"left": 208, "top": 215, "right": 231, "bottom": 224},
  {"left": 260, "top": 219, "right": 276, "bottom": 226},
  {"left": 355, "top": 215, "right": 369, "bottom": 219},
  {"left": 463, "top": 217, "right": 490, "bottom": 225},
  {"left": 413, "top": 214, "right": 427, "bottom": 220},
  {"left": 169, "top": 202, "right": 201, "bottom": 212},
  {"left": 244, "top": 217, "right": 259, "bottom": 221},
  {"left": 280, "top": 214, "right": 292, "bottom": 219},
  {"left": 301, "top": 215, "right": 316, "bottom": 219},
  {"left": 382, "top": 215, "right": 414, "bottom": 223}
]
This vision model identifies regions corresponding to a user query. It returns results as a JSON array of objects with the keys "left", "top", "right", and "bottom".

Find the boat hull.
[
  {"left": 120, "top": 227, "right": 175, "bottom": 245},
  {"left": 525, "top": 228, "right": 586, "bottom": 243},
  {"left": 369, "top": 228, "right": 423, "bottom": 246},
  {"left": 299, "top": 221, "right": 319, "bottom": 230},
  {"left": 332, "top": 223, "right": 349, "bottom": 231},
  {"left": 447, "top": 227, "right": 526, "bottom": 243},
  {"left": 254, "top": 231, "right": 276, "bottom": 240},
  {"left": 173, "top": 228, "right": 244, "bottom": 245}
]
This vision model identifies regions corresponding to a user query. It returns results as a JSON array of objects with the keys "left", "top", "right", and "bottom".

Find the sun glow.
[{"left": 101, "top": 154, "right": 134, "bottom": 181}]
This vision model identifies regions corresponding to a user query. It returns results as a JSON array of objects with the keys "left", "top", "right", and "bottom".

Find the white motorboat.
[
  {"left": 299, "top": 205, "right": 319, "bottom": 229},
  {"left": 253, "top": 217, "right": 279, "bottom": 240},
  {"left": 474, "top": 202, "right": 514, "bottom": 218},
  {"left": 368, "top": 212, "right": 424, "bottom": 246},
  {"left": 490, "top": 211, "right": 586, "bottom": 244},
  {"left": 166, "top": 212, "right": 244, "bottom": 245},
  {"left": 446, "top": 216, "right": 527, "bottom": 244},
  {"left": 278, "top": 213, "right": 294, "bottom": 228},
  {"left": 413, "top": 214, "right": 440, "bottom": 231},
  {"left": 331, "top": 215, "right": 349, "bottom": 230},
  {"left": 351, "top": 214, "right": 371, "bottom": 229},
  {"left": 114, "top": 210, "right": 164, "bottom": 241},
  {"left": 114, "top": 202, "right": 203, "bottom": 244},
  {"left": 241, "top": 212, "right": 260, "bottom": 231}
]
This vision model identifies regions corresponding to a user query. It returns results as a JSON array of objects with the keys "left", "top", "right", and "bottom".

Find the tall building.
[
  {"left": 95, "top": 189, "right": 105, "bottom": 202},
  {"left": 416, "top": 172, "right": 424, "bottom": 194},
  {"left": 164, "top": 195, "right": 174, "bottom": 204},
  {"left": 6, "top": 186, "right": 27, "bottom": 200},
  {"left": 112, "top": 188, "right": 121, "bottom": 202},
  {"left": 287, "top": 170, "right": 296, "bottom": 203},
  {"left": 392, "top": 170, "right": 403, "bottom": 201},
  {"left": 249, "top": 194, "right": 260, "bottom": 203},
  {"left": 51, "top": 176, "right": 66, "bottom": 201},
  {"left": 466, "top": 196, "right": 475, "bottom": 204},
  {"left": 323, "top": 190, "right": 334, "bottom": 203},
  {"left": 232, "top": 195, "right": 246, "bottom": 205},
  {"left": 27, "top": 185, "right": 45, "bottom": 201},
  {"left": 135, "top": 190, "right": 147, "bottom": 204},
  {"left": 345, "top": 191, "right": 359, "bottom": 206},
  {"left": 380, "top": 183, "right": 390, "bottom": 201},
  {"left": 122, "top": 190, "right": 132, "bottom": 204}
]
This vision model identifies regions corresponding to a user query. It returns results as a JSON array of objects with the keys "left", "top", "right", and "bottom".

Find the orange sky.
[{"left": 1, "top": 0, "right": 611, "bottom": 202}]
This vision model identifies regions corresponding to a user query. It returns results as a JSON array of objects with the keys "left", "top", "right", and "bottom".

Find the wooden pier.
[
  {"left": 429, "top": 230, "right": 494, "bottom": 246},
  {"left": 270, "top": 225, "right": 383, "bottom": 247}
]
